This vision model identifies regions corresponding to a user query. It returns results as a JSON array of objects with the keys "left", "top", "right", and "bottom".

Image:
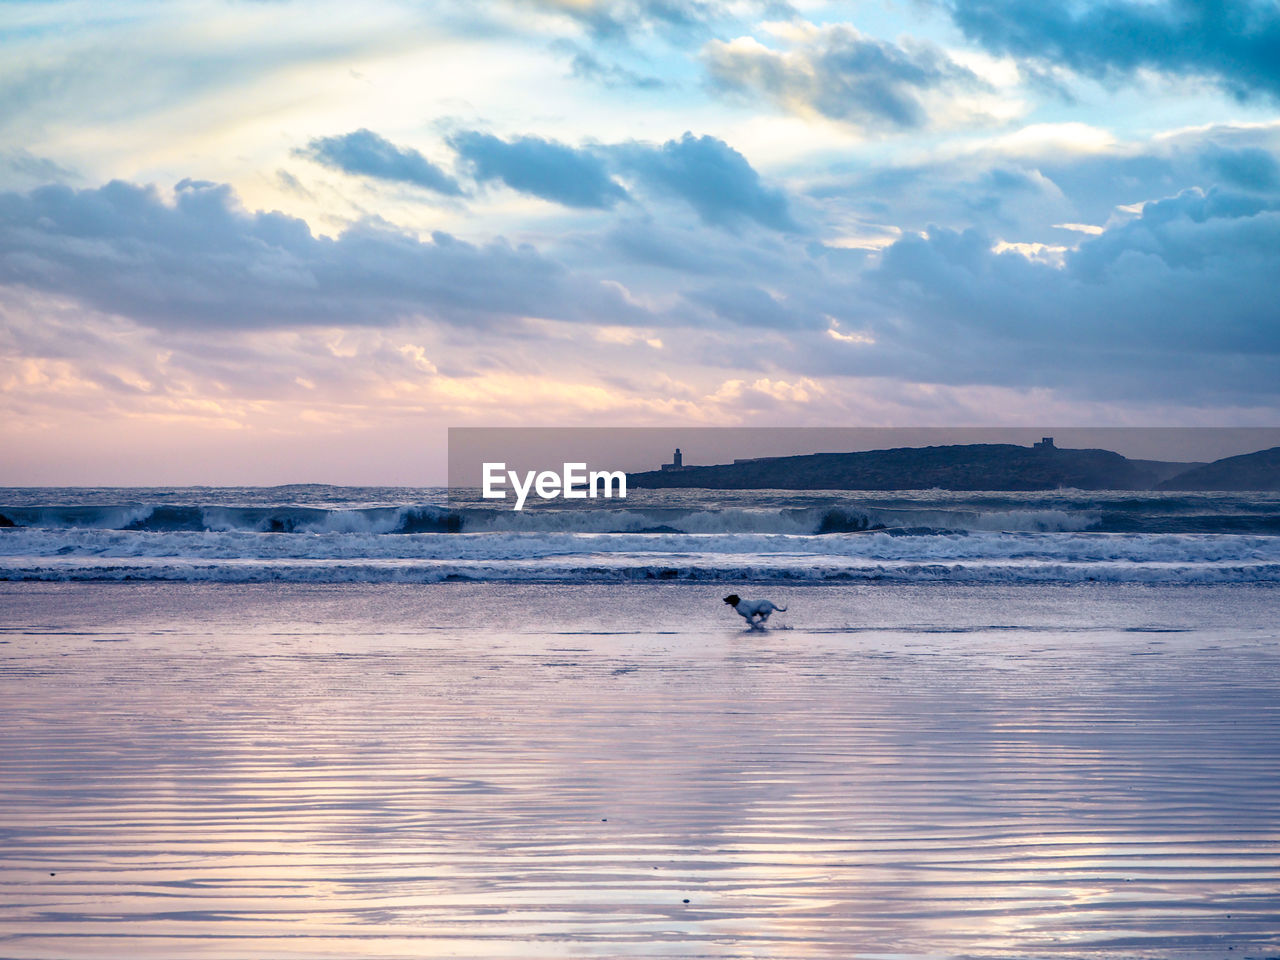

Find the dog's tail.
[{"left": 775, "top": 604, "right": 787, "bottom": 612}]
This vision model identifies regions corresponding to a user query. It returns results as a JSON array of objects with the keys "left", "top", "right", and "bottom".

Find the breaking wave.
[
  {"left": 2, "top": 528, "right": 1279, "bottom": 584},
  {"left": 0, "top": 502, "right": 1136, "bottom": 536},
  {"left": 2, "top": 487, "right": 1278, "bottom": 584},
  {"left": 0, "top": 503, "right": 894, "bottom": 535}
]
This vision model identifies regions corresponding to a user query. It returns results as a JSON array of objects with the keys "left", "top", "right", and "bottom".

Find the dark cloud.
[
  {"left": 445, "top": 130, "right": 796, "bottom": 227},
  {"left": 295, "top": 126, "right": 793, "bottom": 227},
  {"left": 944, "top": 0, "right": 1280, "bottom": 100},
  {"left": 703, "top": 25, "right": 985, "bottom": 129},
  {"left": 7, "top": 144, "right": 1278, "bottom": 409},
  {"left": 613, "top": 132, "right": 799, "bottom": 232},
  {"left": 605, "top": 218, "right": 746, "bottom": 274},
  {"left": 806, "top": 124, "right": 1280, "bottom": 243},
  {"left": 684, "top": 282, "right": 810, "bottom": 328},
  {"left": 809, "top": 161, "right": 1069, "bottom": 242},
  {"left": 0, "top": 179, "right": 650, "bottom": 330},
  {"left": 448, "top": 131, "right": 629, "bottom": 209},
  {"left": 827, "top": 186, "right": 1280, "bottom": 399},
  {"left": 1201, "top": 145, "right": 1280, "bottom": 192},
  {"left": 299, "top": 129, "right": 463, "bottom": 196}
]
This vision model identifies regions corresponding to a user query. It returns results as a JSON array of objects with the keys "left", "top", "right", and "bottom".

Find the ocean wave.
[
  {"left": 0, "top": 503, "right": 464, "bottom": 535},
  {"left": 8, "top": 483, "right": 1280, "bottom": 537},
  {"left": 2, "top": 528, "right": 1278, "bottom": 583},
  {"left": 0, "top": 501, "right": 1112, "bottom": 536},
  {"left": 3, "top": 554, "right": 1278, "bottom": 585},
  {"left": 5, "top": 527, "right": 1279, "bottom": 561}
]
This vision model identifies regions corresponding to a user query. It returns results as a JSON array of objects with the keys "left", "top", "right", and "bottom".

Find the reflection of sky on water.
[{"left": 1, "top": 582, "right": 1277, "bottom": 958}]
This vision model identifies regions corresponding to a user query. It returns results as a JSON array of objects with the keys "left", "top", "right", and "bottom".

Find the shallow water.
[{"left": 1, "top": 582, "right": 1278, "bottom": 959}]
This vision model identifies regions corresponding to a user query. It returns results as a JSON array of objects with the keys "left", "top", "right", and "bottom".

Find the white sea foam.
[
  {"left": 2, "top": 488, "right": 1278, "bottom": 583},
  {"left": 3, "top": 527, "right": 1278, "bottom": 560},
  {"left": 0, "top": 501, "right": 1107, "bottom": 535},
  {"left": 2, "top": 528, "right": 1278, "bottom": 583}
]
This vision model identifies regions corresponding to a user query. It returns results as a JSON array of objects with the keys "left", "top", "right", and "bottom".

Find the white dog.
[{"left": 723, "top": 594, "right": 787, "bottom": 629}]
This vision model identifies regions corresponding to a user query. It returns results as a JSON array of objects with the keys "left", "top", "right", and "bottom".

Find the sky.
[{"left": 2, "top": 0, "right": 1280, "bottom": 484}]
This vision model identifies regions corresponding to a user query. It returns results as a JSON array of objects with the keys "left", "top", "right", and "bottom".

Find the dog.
[{"left": 723, "top": 594, "right": 787, "bottom": 629}]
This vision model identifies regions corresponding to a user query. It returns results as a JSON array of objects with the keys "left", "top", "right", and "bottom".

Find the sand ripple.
[{"left": 1, "top": 582, "right": 1278, "bottom": 959}]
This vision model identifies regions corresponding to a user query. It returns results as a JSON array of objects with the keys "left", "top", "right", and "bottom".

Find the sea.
[
  {"left": 3, "top": 487, "right": 1279, "bottom": 958},
  {"left": 2, "top": 484, "right": 1279, "bottom": 584}
]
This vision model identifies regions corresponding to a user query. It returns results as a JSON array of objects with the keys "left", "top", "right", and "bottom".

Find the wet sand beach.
[{"left": 1, "top": 581, "right": 1278, "bottom": 959}]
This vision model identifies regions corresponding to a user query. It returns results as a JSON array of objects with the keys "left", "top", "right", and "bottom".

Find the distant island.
[
  {"left": 629, "top": 439, "right": 1280, "bottom": 491},
  {"left": 1155, "top": 446, "right": 1280, "bottom": 491}
]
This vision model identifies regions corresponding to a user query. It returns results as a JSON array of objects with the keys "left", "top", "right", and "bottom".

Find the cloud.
[
  {"left": 554, "top": 41, "right": 669, "bottom": 89},
  {"left": 613, "top": 132, "right": 798, "bottom": 231},
  {"left": 0, "top": 4, "right": 382, "bottom": 146},
  {"left": 6, "top": 140, "right": 1278, "bottom": 422},
  {"left": 299, "top": 129, "right": 462, "bottom": 196},
  {"left": 0, "top": 178, "right": 652, "bottom": 331},
  {"left": 0, "top": 150, "right": 78, "bottom": 189},
  {"left": 835, "top": 186, "right": 1280, "bottom": 400},
  {"left": 509, "top": 0, "right": 795, "bottom": 42},
  {"left": 703, "top": 24, "right": 987, "bottom": 129},
  {"left": 943, "top": 0, "right": 1280, "bottom": 101},
  {"left": 448, "top": 131, "right": 630, "bottom": 209},
  {"left": 685, "top": 282, "right": 809, "bottom": 328},
  {"left": 444, "top": 129, "right": 795, "bottom": 227},
  {"left": 805, "top": 122, "right": 1280, "bottom": 248},
  {"left": 296, "top": 127, "right": 793, "bottom": 226},
  {"left": 1201, "top": 145, "right": 1280, "bottom": 192},
  {"left": 605, "top": 218, "right": 750, "bottom": 274}
]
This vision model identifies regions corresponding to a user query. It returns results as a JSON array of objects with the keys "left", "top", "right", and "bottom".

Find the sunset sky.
[{"left": 3, "top": 0, "right": 1280, "bottom": 483}]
